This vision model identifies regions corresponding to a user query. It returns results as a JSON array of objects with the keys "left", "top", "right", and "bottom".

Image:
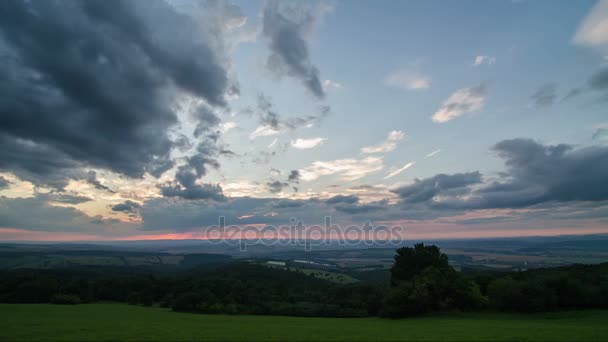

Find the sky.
[{"left": 1, "top": 0, "right": 608, "bottom": 241}]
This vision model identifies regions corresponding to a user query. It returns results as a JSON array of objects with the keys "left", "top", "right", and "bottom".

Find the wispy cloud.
[
  {"left": 384, "top": 161, "right": 415, "bottom": 179},
  {"left": 361, "top": 130, "right": 405, "bottom": 154},
  {"left": 291, "top": 137, "right": 327, "bottom": 149},
  {"left": 425, "top": 149, "right": 442, "bottom": 158},
  {"left": 250, "top": 125, "right": 280, "bottom": 139},
  {"left": 299, "top": 157, "right": 384, "bottom": 181},
  {"left": 268, "top": 138, "right": 279, "bottom": 148},
  {"left": 573, "top": 0, "right": 608, "bottom": 48},
  {"left": 432, "top": 85, "right": 486, "bottom": 123},
  {"left": 220, "top": 121, "right": 237, "bottom": 133},
  {"left": 531, "top": 83, "right": 557, "bottom": 108},
  {"left": 323, "top": 79, "right": 343, "bottom": 90},
  {"left": 384, "top": 69, "right": 430, "bottom": 91},
  {"left": 473, "top": 55, "right": 496, "bottom": 66}
]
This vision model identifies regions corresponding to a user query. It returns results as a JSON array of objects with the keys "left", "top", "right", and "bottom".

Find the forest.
[{"left": 1, "top": 244, "right": 607, "bottom": 318}]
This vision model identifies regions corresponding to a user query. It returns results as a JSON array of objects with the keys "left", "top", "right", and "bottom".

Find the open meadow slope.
[{"left": 1, "top": 304, "right": 607, "bottom": 341}]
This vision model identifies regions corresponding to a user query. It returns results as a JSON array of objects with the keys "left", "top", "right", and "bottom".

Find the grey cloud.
[
  {"left": 266, "top": 180, "right": 288, "bottom": 193},
  {"left": 325, "top": 195, "right": 359, "bottom": 204},
  {"left": 0, "top": 176, "right": 10, "bottom": 190},
  {"left": 111, "top": 200, "right": 141, "bottom": 214},
  {"left": 408, "top": 139, "right": 608, "bottom": 211},
  {"left": 262, "top": 0, "right": 326, "bottom": 99},
  {"left": 86, "top": 171, "right": 114, "bottom": 193},
  {"left": 36, "top": 192, "right": 93, "bottom": 205},
  {"left": 0, "top": 0, "right": 232, "bottom": 187},
  {"left": 334, "top": 202, "right": 385, "bottom": 214},
  {"left": 288, "top": 170, "right": 300, "bottom": 183},
  {"left": 392, "top": 172, "right": 482, "bottom": 204},
  {"left": 593, "top": 128, "right": 608, "bottom": 141},
  {"left": 0, "top": 196, "right": 130, "bottom": 232},
  {"left": 159, "top": 165, "right": 225, "bottom": 201},
  {"left": 589, "top": 69, "right": 608, "bottom": 90},
  {"left": 531, "top": 83, "right": 557, "bottom": 107},
  {"left": 255, "top": 94, "right": 330, "bottom": 132}
]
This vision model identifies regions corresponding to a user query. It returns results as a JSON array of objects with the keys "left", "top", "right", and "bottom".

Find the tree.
[
  {"left": 383, "top": 244, "right": 486, "bottom": 317},
  {"left": 390, "top": 243, "right": 449, "bottom": 285}
]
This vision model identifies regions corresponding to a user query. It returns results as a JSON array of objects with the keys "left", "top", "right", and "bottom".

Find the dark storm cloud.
[
  {"left": 482, "top": 138, "right": 608, "bottom": 205},
  {"left": 0, "top": 0, "right": 232, "bottom": 187},
  {"left": 391, "top": 172, "right": 482, "bottom": 204},
  {"left": 111, "top": 200, "right": 141, "bottom": 214},
  {"left": 0, "top": 176, "right": 10, "bottom": 190},
  {"left": 159, "top": 165, "right": 225, "bottom": 201},
  {"left": 531, "top": 83, "right": 557, "bottom": 107},
  {"left": 262, "top": 0, "right": 326, "bottom": 99},
  {"left": 400, "top": 139, "right": 608, "bottom": 211}
]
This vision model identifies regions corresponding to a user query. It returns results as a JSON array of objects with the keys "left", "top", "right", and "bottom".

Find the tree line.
[{"left": 0, "top": 243, "right": 607, "bottom": 318}]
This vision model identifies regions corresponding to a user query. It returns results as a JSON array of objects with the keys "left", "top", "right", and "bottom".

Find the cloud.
[
  {"left": 593, "top": 126, "right": 608, "bottom": 140},
  {"left": 325, "top": 195, "right": 359, "bottom": 204},
  {"left": 0, "top": 196, "right": 128, "bottom": 232},
  {"left": 573, "top": 0, "right": 608, "bottom": 49},
  {"left": 531, "top": 83, "right": 557, "bottom": 107},
  {"left": 334, "top": 201, "right": 385, "bottom": 214},
  {"left": 291, "top": 137, "right": 327, "bottom": 149},
  {"left": 250, "top": 126, "right": 281, "bottom": 139},
  {"left": 473, "top": 55, "right": 496, "bottom": 66},
  {"left": 266, "top": 170, "right": 300, "bottom": 193},
  {"left": 86, "top": 171, "right": 114, "bottom": 193},
  {"left": 160, "top": 181, "right": 225, "bottom": 201},
  {"left": 250, "top": 95, "right": 330, "bottom": 139},
  {"left": 262, "top": 0, "right": 329, "bottom": 99},
  {"left": 589, "top": 68, "right": 608, "bottom": 90},
  {"left": 384, "top": 70, "right": 430, "bottom": 91},
  {"left": 361, "top": 130, "right": 405, "bottom": 154},
  {"left": 392, "top": 172, "right": 482, "bottom": 204},
  {"left": 299, "top": 157, "right": 384, "bottom": 181},
  {"left": 384, "top": 161, "right": 415, "bottom": 179},
  {"left": 220, "top": 121, "right": 237, "bottom": 133},
  {"left": 288, "top": 170, "right": 301, "bottom": 184},
  {"left": 266, "top": 180, "right": 289, "bottom": 193},
  {"left": 393, "top": 139, "right": 608, "bottom": 210},
  {"left": 0, "top": 0, "right": 234, "bottom": 187},
  {"left": 36, "top": 192, "right": 93, "bottom": 205},
  {"left": 432, "top": 85, "right": 486, "bottom": 123},
  {"left": 268, "top": 138, "right": 279, "bottom": 148},
  {"left": 111, "top": 200, "right": 141, "bottom": 214},
  {"left": 0, "top": 176, "right": 10, "bottom": 190},
  {"left": 425, "top": 149, "right": 442, "bottom": 158},
  {"left": 322, "top": 79, "right": 343, "bottom": 90}
]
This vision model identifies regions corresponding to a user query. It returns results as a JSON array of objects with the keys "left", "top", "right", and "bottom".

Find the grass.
[{"left": 1, "top": 304, "right": 608, "bottom": 341}]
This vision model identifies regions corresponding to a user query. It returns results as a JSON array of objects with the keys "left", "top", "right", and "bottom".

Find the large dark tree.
[
  {"left": 384, "top": 243, "right": 485, "bottom": 317},
  {"left": 390, "top": 243, "right": 449, "bottom": 285}
]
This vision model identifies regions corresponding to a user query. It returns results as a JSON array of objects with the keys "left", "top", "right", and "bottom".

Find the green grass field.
[{"left": 1, "top": 304, "right": 607, "bottom": 341}]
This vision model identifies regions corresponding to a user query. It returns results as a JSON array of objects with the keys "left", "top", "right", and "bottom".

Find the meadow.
[{"left": 1, "top": 304, "right": 607, "bottom": 341}]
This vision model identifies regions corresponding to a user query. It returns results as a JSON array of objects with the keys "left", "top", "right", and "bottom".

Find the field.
[{"left": 1, "top": 304, "right": 607, "bottom": 341}]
